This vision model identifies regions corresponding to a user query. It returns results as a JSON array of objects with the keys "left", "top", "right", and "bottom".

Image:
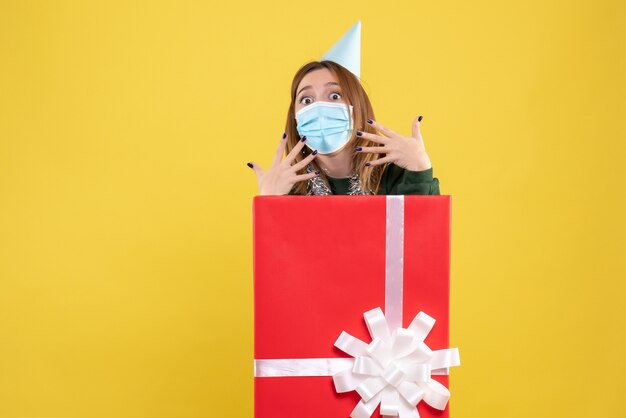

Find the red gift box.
[{"left": 253, "top": 195, "right": 456, "bottom": 417}]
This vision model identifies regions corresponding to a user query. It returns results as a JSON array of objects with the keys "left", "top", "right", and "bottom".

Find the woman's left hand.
[{"left": 355, "top": 116, "right": 432, "bottom": 171}]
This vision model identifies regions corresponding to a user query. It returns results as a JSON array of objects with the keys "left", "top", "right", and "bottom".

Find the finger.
[
  {"left": 290, "top": 149, "right": 318, "bottom": 172},
  {"left": 293, "top": 170, "right": 320, "bottom": 183},
  {"left": 273, "top": 132, "right": 288, "bottom": 165},
  {"left": 355, "top": 131, "right": 389, "bottom": 145},
  {"left": 247, "top": 161, "right": 264, "bottom": 178},
  {"left": 355, "top": 146, "right": 387, "bottom": 154},
  {"left": 284, "top": 136, "right": 308, "bottom": 165},
  {"left": 364, "top": 156, "right": 394, "bottom": 167},
  {"left": 411, "top": 115, "right": 423, "bottom": 139},
  {"left": 366, "top": 119, "right": 402, "bottom": 139}
]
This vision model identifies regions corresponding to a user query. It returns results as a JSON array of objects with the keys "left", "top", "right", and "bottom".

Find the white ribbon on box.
[{"left": 254, "top": 196, "right": 460, "bottom": 418}]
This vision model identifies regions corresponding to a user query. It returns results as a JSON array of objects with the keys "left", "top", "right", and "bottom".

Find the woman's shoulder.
[
  {"left": 378, "top": 164, "right": 438, "bottom": 195},
  {"left": 381, "top": 164, "right": 434, "bottom": 182}
]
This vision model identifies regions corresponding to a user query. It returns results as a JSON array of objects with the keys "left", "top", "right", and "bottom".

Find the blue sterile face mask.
[{"left": 295, "top": 101, "right": 354, "bottom": 154}]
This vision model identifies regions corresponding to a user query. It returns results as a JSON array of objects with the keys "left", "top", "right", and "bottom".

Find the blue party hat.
[{"left": 321, "top": 21, "right": 361, "bottom": 79}]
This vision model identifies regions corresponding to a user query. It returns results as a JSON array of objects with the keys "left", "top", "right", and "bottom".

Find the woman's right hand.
[{"left": 248, "top": 133, "right": 320, "bottom": 195}]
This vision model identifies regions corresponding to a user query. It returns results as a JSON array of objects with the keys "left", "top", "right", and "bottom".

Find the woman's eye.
[
  {"left": 300, "top": 97, "right": 313, "bottom": 105},
  {"left": 330, "top": 92, "right": 342, "bottom": 100}
]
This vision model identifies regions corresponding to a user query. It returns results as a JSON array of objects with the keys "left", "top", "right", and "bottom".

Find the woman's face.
[{"left": 294, "top": 68, "right": 347, "bottom": 113}]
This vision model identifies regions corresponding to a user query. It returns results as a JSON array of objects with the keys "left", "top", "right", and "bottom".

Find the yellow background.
[{"left": 1, "top": 1, "right": 625, "bottom": 417}]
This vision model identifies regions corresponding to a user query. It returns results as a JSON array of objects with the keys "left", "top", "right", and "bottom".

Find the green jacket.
[{"left": 289, "top": 164, "right": 440, "bottom": 195}]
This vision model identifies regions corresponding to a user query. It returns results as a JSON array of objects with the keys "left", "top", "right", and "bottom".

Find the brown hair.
[{"left": 285, "top": 60, "right": 387, "bottom": 195}]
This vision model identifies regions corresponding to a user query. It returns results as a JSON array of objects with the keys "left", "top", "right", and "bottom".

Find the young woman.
[{"left": 247, "top": 60, "right": 440, "bottom": 196}]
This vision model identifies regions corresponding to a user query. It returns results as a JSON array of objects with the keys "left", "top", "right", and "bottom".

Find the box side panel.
[
  {"left": 254, "top": 196, "right": 387, "bottom": 359},
  {"left": 404, "top": 196, "right": 450, "bottom": 347}
]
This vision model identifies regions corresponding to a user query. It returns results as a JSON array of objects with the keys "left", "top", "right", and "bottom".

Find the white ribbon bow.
[{"left": 333, "top": 307, "right": 460, "bottom": 418}]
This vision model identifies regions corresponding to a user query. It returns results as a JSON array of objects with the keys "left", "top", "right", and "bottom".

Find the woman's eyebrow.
[{"left": 297, "top": 82, "right": 340, "bottom": 97}]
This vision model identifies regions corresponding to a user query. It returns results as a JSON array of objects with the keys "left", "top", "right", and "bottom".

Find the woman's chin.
[{"left": 319, "top": 143, "right": 351, "bottom": 157}]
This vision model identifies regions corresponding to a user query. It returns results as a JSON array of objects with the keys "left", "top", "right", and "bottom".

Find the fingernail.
[
  {"left": 301, "top": 136, "right": 307, "bottom": 142},
  {"left": 367, "top": 119, "right": 373, "bottom": 124},
  {"left": 418, "top": 115, "right": 423, "bottom": 122},
  {"left": 315, "top": 170, "right": 320, "bottom": 175},
  {"left": 355, "top": 146, "right": 362, "bottom": 151},
  {"left": 356, "top": 131, "right": 363, "bottom": 136},
  {"left": 365, "top": 162, "right": 371, "bottom": 167},
  {"left": 312, "top": 149, "right": 318, "bottom": 155},
  {"left": 247, "top": 162, "right": 253, "bottom": 168},
  {"left": 282, "top": 132, "right": 287, "bottom": 139}
]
